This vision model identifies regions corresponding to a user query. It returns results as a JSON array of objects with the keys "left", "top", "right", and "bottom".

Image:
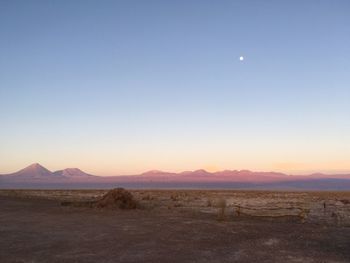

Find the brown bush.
[
  {"left": 141, "top": 194, "right": 153, "bottom": 200},
  {"left": 217, "top": 198, "right": 227, "bottom": 221},
  {"left": 207, "top": 199, "right": 212, "bottom": 207},
  {"left": 339, "top": 199, "right": 350, "bottom": 205},
  {"left": 95, "top": 188, "right": 138, "bottom": 209},
  {"left": 170, "top": 193, "right": 179, "bottom": 201}
]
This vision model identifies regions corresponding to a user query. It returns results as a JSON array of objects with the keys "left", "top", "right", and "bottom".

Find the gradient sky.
[{"left": 1, "top": 0, "right": 350, "bottom": 175}]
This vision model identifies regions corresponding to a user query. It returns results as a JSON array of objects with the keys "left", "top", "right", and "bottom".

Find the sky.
[{"left": 0, "top": 0, "right": 350, "bottom": 176}]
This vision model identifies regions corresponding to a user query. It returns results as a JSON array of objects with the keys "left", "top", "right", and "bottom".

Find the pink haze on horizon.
[{"left": 1, "top": 161, "right": 350, "bottom": 177}]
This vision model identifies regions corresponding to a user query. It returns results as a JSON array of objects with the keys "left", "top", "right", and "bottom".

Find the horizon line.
[{"left": 2, "top": 163, "right": 350, "bottom": 177}]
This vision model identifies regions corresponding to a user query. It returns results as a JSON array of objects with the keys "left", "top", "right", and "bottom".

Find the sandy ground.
[{"left": 0, "top": 192, "right": 350, "bottom": 263}]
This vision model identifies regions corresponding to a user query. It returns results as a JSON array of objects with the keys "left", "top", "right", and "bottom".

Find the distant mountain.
[
  {"left": 306, "top": 172, "right": 350, "bottom": 179},
  {"left": 1, "top": 163, "right": 350, "bottom": 190},
  {"left": 52, "top": 168, "right": 95, "bottom": 177},
  {"left": 140, "top": 170, "right": 175, "bottom": 176},
  {"left": 0, "top": 163, "right": 97, "bottom": 181},
  {"left": 212, "top": 170, "right": 290, "bottom": 182},
  {"left": 4, "top": 163, "right": 57, "bottom": 179},
  {"left": 181, "top": 169, "right": 212, "bottom": 176}
]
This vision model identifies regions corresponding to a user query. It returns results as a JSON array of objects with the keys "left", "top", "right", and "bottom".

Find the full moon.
[{"left": 239, "top": 56, "right": 244, "bottom": 61}]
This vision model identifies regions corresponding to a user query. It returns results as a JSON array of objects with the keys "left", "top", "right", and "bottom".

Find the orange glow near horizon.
[
  {"left": 1, "top": 156, "right": 350, "bottom": 176},
  {"left": 1, "top": 133, "right": 349, "bottom": 176}
]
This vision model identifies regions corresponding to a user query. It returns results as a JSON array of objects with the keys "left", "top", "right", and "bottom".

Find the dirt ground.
[{"left": 0, "top": 192, "right": 350, "bottom": 263}]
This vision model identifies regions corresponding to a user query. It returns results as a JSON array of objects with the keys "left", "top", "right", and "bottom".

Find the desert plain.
[{"left": 0, "top": 189, "right": 349, "bottom": 263}]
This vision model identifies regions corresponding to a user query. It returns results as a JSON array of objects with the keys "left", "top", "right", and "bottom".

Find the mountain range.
[
  {"left": 1, "top": 163, "right": 350, "bottom": 190},
  {"left": 0, "top": 163, "right": 95, "bottom": 180}
]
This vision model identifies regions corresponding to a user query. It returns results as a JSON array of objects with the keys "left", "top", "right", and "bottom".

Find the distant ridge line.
[{"left": 1, "top": 163, "right": 350, "bottom": 181}]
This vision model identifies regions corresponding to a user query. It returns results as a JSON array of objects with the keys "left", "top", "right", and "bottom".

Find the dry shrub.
[
  {"left": 170, "top": 193, "right": 179, "bottom": 201},
  {"left": 207, "top": 199, "right": 212, "bottom": 207},
  {"left": 339, "top": 199, "right": 350, "bottom": 205},
  {"left": 173, "top": 202, "right": 182, "bottom": 207},
  {"left": 217, "top": 198, "right": 227, "bottom": 221},
  {"left": 61, "top": 200, "right": 94, "bottom": 208},
  {"left": 141, "top": 194, "right": 153, "bottom": 200},
  {"left": 234, "top": 205, "right": 241, "bottom": 217},
  {"left": 298, "top": 208, "right": 309, "bottom": 223},
  {"left": 95, "top": 188, "right": 138, "bottom": 209}
]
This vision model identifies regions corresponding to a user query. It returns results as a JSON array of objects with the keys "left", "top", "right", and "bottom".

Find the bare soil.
[{"left": 0, "top": 190, "right": 350, "bottom": 263}]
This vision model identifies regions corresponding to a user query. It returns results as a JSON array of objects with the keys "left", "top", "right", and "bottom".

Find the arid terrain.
[{"left": 0, "top": 189, "right": 350, "bottom": 263}]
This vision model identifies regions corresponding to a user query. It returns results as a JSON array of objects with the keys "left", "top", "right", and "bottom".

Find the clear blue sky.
[{"left": 1, "top": 0, "right": 349, "bottom": 175}]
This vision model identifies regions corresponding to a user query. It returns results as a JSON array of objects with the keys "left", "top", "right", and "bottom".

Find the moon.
[{"left": 239, "top": 56, "right": 244, "bottom": 61}]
